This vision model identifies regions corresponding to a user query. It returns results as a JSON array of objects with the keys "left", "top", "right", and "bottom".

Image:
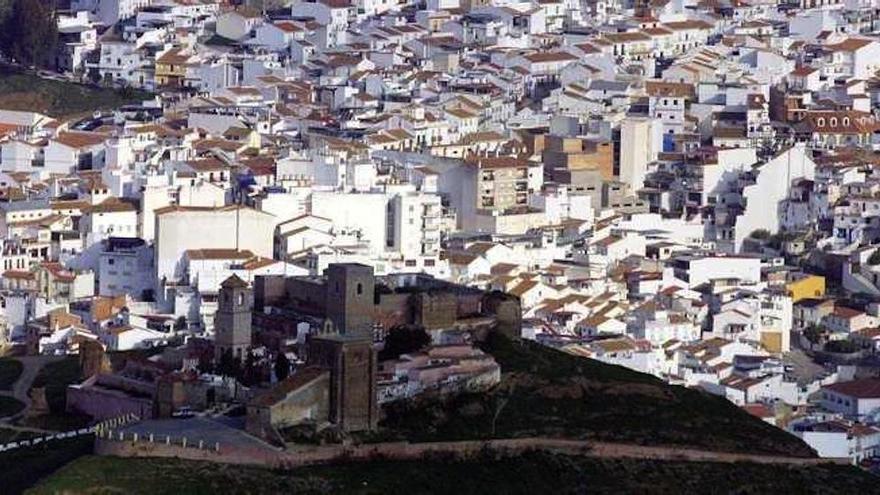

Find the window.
[
  {"left": 830, "top": 117, "right": 838, "bottom": 127},
  {"left": 356, "top": 283, "right": 363, "bottom": 295},
  {"left": 238, "top": 292, "right": 245, "bottom": 305},
  {"left": 817, "top": 118, "right": 825, "bottom": 127}
]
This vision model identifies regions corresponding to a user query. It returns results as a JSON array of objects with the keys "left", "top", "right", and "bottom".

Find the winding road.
[{"left": 0, "top": 356, "right": 64, "bottom": 422}]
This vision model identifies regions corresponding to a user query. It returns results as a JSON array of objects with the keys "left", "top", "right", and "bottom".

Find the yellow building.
[
  {"left": 155, "top": 48, "right": 192, "bottom": 88},
  {"left": 785, "top": 275, "right": 825, "bottom": 303},
  {"left": 760, "top": 329, "right": 786, "bottom": 353}
]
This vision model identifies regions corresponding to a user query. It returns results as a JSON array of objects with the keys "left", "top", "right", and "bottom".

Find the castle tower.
[
  {"left": 325, "top": 263, "right": 375, "bottom": 339},
  {"left": 308, "top": 334, "right": 378, "bottom": 432},
  {"left": 214, "top": 274, "right": 253, "bottom": 361}
]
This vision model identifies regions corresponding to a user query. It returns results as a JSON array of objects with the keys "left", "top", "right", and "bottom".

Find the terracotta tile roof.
[
  {"left": 40, "top": 262, "right": 77, "bottom": 283},
  {"left": 240, "top": 257, "right": 276, "bottom": 270},
  {"left": 742, "top": 403, "right": 773, "bottom": 418},
  {"left": 832, "top": 305, "right": 864, "bottom": 319},
  {"left": 3, "top": 270, "right": 34, "bottom": 281},
  {"left": 645, "top": 80, "right": 695, "bottom": 99},
  {"left": 250, "top": 367, "right": 328, "bottom": 407},
  {"left": 157, "top": 47, "right": 192, "bottom": 65},
  {"left": 239, "top": 157, "right": 275, "bottom": 176},
  {"left": 663, "top": 20, "right": 713, "bottom": 31},
  {"left": 826, "top": 38, "right": 875, "bottom": 52},
  {"left": 446, "top": 252, "right": 479, "bottom": 265},
  {"left": 824, "top": 378, "right": 880, "bottom": 399},
  {"left": 86, "top": 198, "right": 137, "bottom": 214},
  {"left": 274, "top": 21, "right": 302, "bottom": 33},
  {"left": 54, "top": 131, "right": 106, "bottom": 149},
  {"left": 603, "top": 31, "right": 652, "bottom": 43},
  {"left": 509, "top": 280, "right": 539, "bottom": 297},
  {"left": 523, "top": 51, "right": 578, "bottom": 63}
]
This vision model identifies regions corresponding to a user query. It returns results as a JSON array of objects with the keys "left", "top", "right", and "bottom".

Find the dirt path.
[
  {"left": 0, "top": 356, "right": 64, "bottom": 421},
  {"left": 582, "top": 440, "right": 845, "bottom": 466},
  {"left": 97, "top": 434, "right": 851, "bottom": 468}
]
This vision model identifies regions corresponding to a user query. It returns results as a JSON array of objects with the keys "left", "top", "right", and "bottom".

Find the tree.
[
  {"left": 0, "top": 0, "right": 58, "bottom": 68},
  {"left": 868, "top": 250, "right": 880, "bottom": 266},
  {"left": 824, "top": 339, "right": 860, "bottom": 354},
  {"left": 196, "top": 351, "right": 214, "bottom": 375},
  {"left": 379, "top": 325, "right": 431, "bottom": 361},
  {"left": 217, "top": 349, "right": 240, "bottom": 379},
  {"left": 241, "top": 350, "right": 259, "bottom": 386},
  {"left": 750, "top": 229, "right": 771, "bottom": 240},
  {"left": 174, "top": 316, "right": 187, "bottom": 331},
  {"left": 803, "top": 324, "right": 825, "bottom": 345},
  {"left": 274, "top": 352, "right": 291, "bottom": 381}
]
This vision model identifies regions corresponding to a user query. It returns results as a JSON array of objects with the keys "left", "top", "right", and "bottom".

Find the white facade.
[{"left": 154, "top": 206, "right": 275, "bottom": 285}]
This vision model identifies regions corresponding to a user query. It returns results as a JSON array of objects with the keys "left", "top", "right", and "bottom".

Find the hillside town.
[{"left": 3, "top": 0, "right": 880, "bottom": 480}]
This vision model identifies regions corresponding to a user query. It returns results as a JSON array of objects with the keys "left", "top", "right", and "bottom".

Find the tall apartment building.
[
  {"left": 469, "top": 156, "right": 543, "bottom": 212},
  {"left": 387, "top": 193, "right": 443, "bottom": 259},
  {"left": 619, "top": 117, "right": 660, "bottom": 193}
]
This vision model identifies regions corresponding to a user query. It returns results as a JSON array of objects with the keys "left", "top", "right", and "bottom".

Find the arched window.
[
  {"left": 843, "top": 117, "right": 850, "bottom": 127},
  {"left": 830, "top": 117, "right": 838, "bottom": 127},
  {"left": 357, "top": 283, "right": 363, "bottom": 295},
  {"left": 817, "top": 118, "right": 825, "bottom": 127},
  {"left": 238, "top": 292, "right": 245, "bottom": 306}
]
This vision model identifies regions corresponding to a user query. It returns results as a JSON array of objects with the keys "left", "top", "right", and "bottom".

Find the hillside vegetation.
[
  {"left": 0, "top": 358, "right": 23, "bottom": 390},
  {"left": 29, "top": 452, "right": 876, "bottom": 495},
  {"left": 0, "top": 65, "right": 152, "bottom": 119},
  {"left": 3, "top": 436, "right": 93, "bottom": 494},
  {"left": 379, "top": 333, "right": 816, "bottom": 457}
]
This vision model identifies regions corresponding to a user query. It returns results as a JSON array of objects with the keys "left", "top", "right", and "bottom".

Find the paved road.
[
  {"left": 0, "top": 355, "right": 64, "bottom": 421},
  {"left": 120, "top": 417, "right": 278, "bottom": 452}
]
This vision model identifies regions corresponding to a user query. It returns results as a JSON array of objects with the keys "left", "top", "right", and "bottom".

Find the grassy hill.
[
  {"left": 20, "top": 333, "right": 880, "bottom": 493},
  {"left": 0, "top": 65, "right": 152, "bottom": 119},
  {"left": 29, "top": 452, "right": 876, "bottom": 495},
  {"left": 0, "top": 358, "right": 23, "bottom": 390},
  {"left": 378, "top": 333, "right": 815, "bottom": 457},
  {"left": 2, "top": 436, "right": 93, "bottom": 495}
]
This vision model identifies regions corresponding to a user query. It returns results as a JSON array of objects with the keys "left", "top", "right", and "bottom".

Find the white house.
[
  {"left": 821, "top": 379, "right": 880, "bottom": 420},
  {"left": 216, "top": 8, "right": 264, "bottom": 41}
]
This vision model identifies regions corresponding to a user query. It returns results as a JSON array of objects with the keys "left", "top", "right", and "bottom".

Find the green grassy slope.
[
  {"left": 379, "top": 333, "right": 815, "bottom": 457},
  {"left": 0, "top": 65, "right": 152, "bottom": 119},
  {"left": 0, "top": 358, "right": 23, "bottom": 390},
  {"left": 29, "top": 452, "right": 876, "bottom": 495},
  {"left": 3, "top": 436, "right": 93, "bottom": 494}
]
